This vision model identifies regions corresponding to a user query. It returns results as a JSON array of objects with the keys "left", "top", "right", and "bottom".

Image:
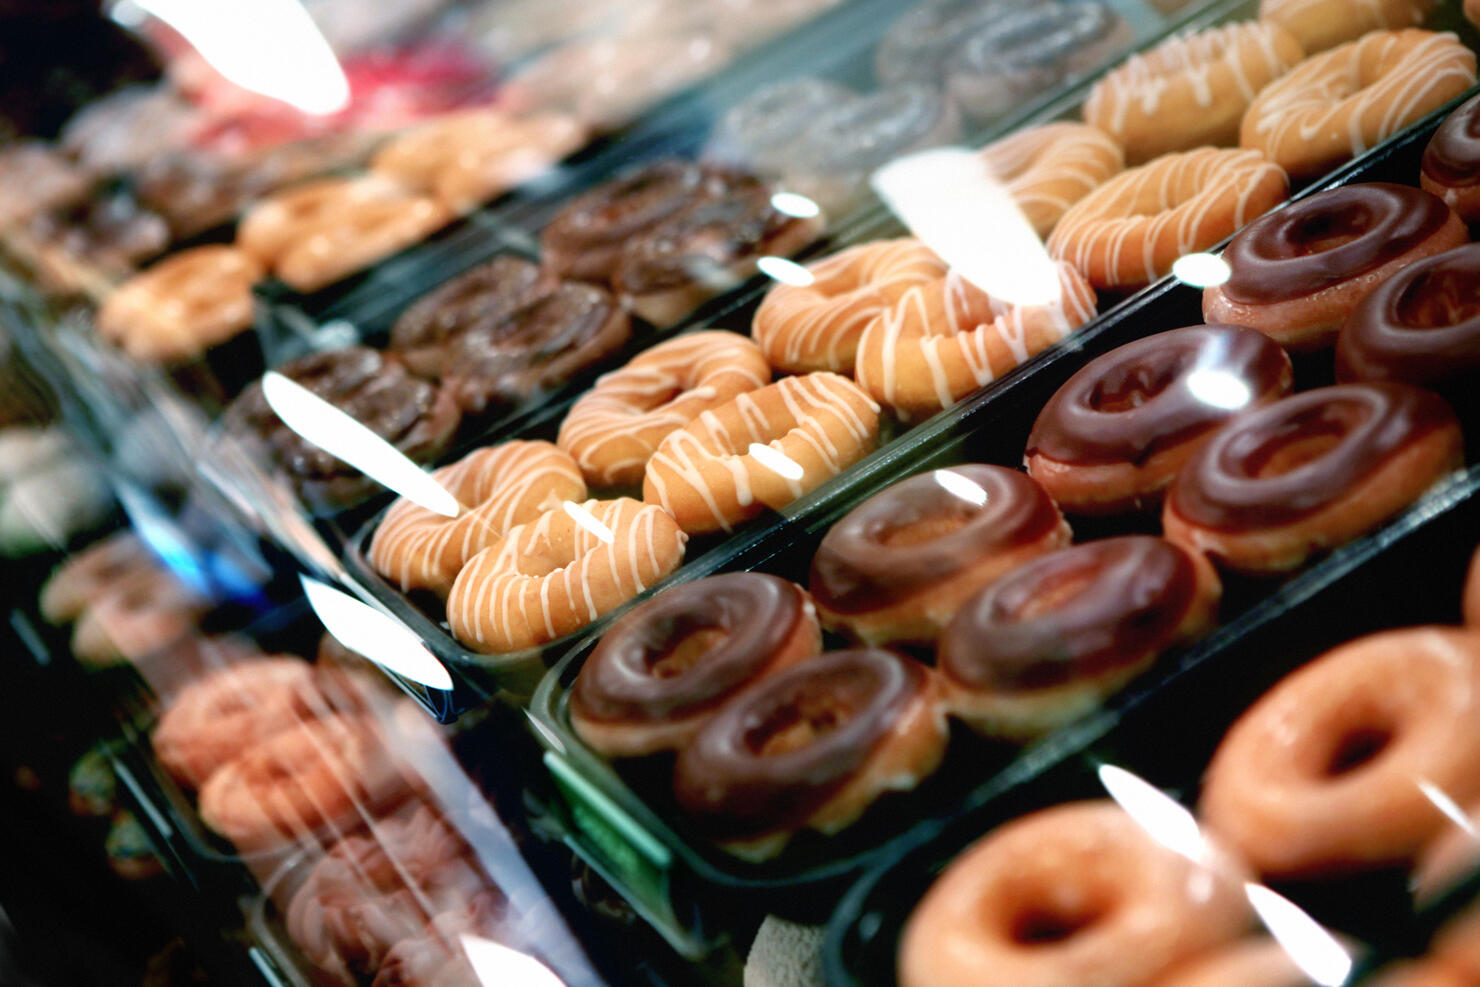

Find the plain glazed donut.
[
  {"left": 673, "top": 648, "right": 947, "bottom": 860},
  {"left": 40, "top": 532, "right": 154, "bottom": 624},
  {"left": 1163, "top": 383, "right": 1462, "bottom": 574},
  {"left": 1082, "top": 22, "right": 1304, "bottom": 164},
  {"left": 1201, "top": 627, "right": 1480, "bottom": 878},
  {"left": 1240, "top": 30, "right": 1476, "bottom": 182},
  {"left": 444, "top": 497, "right": 686, "bottom": 654},
  {"left": 1412, "top": 799, "right": 1480, "bottom": 902},
  {"left": 96, "top": 246, "right": 264, "bottom": 363},
  {"left": 1048, "top": 147, "right": 1288, "bottom": 290},
  {"left": 642, "top": 372, "right": 880, "bottom": 535},
  {"left": 1337, "top": 244, "right": 1480, "bottom": 385},
  {"left": 751, "top": 238, "right": 943, "bottom": 375},
  {"left": 854, "top": 252, "right": 1097, "bottom": 420},
  {"left": 976, "top": 123, "right": 1125, "bottom": 238},
  {"left": 1026, "top": 325, "right": 1294, "bottom": 515},
  {"left": 809, "top": 465, "right": 1070, "bottom": 647},
  {"left": 1466, "top": 543, "right": 1480, "bottom": 628},
  {"left": 1152, "top": 938, "right": 1315, "bottom": 987},
  {"left": 557, "top": 330, "right": 771, "bottom": 488},
  {"left": 1259, "top": 0, "right": 1432, "bottom": 53},
  {"left": 1205, "top": 183, "right": 1467, "bottom": 351},
  {"left": 367, "top": 441, "right": 586, "bottom": 595},
  {"left": 938, "top": 536, "right": 1220, "bottom": 740},
  {"left": 898, "top": 800, "right": 1250, "bottom": 987},
  {"left": 1422, "top": 92, "right": 1480, "bottom": 221},
  {"left": 570, "top": 572, "right": 821, "bottom": 757}
]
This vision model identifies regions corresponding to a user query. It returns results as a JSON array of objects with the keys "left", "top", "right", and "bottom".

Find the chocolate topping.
[
  {"left": 1221, "top": 184, "right": 1455, "bottom": 306},
  {"left": 1167, "top": 382, "right": 1458, "bottom": 530},
  {"left": 390, "top": 255, "right": 554, "bottom": 359},
  {"left": 810, "top": 464, "right": 1062, "bottom": 615},
  {"left": 940, "top": 536, "right": 1198, "bottom": 691},
  {"left": 673, "top": 648, "right": 927, "bottom": 839},
  {"left": 1422, "top": 92, "right": 1480, "bottom": 188},
  {"left": 1337, "top": 243, "right": 1480, "bottom": 385},
  {"left": 1026, "top": 325, "right": 1293, "bottom": 466},
  {"left": 572, "top": 573, "right": 809, "bottom": 723}
]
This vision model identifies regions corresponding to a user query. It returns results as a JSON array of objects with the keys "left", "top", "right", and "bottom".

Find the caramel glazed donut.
[
  {"left": 898, "top": 800, "right": 1251, "bottom": 987},
  {"left": 1163, "top": 383, "right": 1463, "bottom": 574},
  {"left": 96, "top": 245, "right": 264, "bottom": 363},
  {"left": 809, "top": 464, "right": 1070, "bottom": 647},
  {"left": 570, "top": 572, "right": 821, "bottom": 757},
  {"left": 1422, "top": 91, "right": 1480, "bottom": 223}
]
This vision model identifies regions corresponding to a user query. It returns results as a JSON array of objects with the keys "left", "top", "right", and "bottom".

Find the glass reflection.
[
  {"left": 1416, "top": 778, "right": 1478, "bottom": 838},
  {"left": 748, "top": 442, "right": 805, "bottom": 481},
  {"left": 461, "top": 934, "right": 566, "bottom": 987},
  {"left": 1184, "top": 368, "right": 1254, "bottom": 411},
  {"left": 1098, "top": 764, "right": 1209, "bottom": 864},
  {"left": 933, "top": 468, "right": 988, "bottom": 507},
  {"left": 1172, "top": 252, "right": 1232, "bottom": 289},
  {"left": 769, "top": 191, "right": 822, "bottom": 219},
  {"left": 300, "top": 574, "right": 453, "bottom": 692},
  {"left": 562, "top": 500, "right": 615, "bottom": 544},
  {"left": 757, "top": 255, "right": 815, "bottom": 287},
  {"left": 1244, "top": 885, "right": 1352, "bottom": 987}
]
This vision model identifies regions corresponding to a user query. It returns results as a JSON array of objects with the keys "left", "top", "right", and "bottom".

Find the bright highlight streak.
[
  {"left": 1245, "top": 884, "right": 1353, "bottom": 987},
  {"left": 757, "top": 255, "right": 815, "bottom": 287},
  {"left": 461, "top": 935, "right": 566, "bottom": 987},
  {"left": 748, "top": 442, "right": 805, "bottom": 481},
  {"left": 933, "top": 468, "right": 987, "bottom": 507},
  {"left": 1185, "top": 368, "right": 1254, "bottom": 411},
  {"left": 770, "top": 192, "right": 822, "bottom": 219},
  {"left": 1098, "top": 764, "right": 1210, "bottom": 864},
  {"left": 1417, "top": 778, "right": 1479, "bottom": 838},
  {"left": 262, "top": 372, "right": 459, "bottom": 518},
  {"left": 132, "top": 0, "right": 350, "bottom": 115},
  {"left": 562, "top": 501, "right": 614, "bottom": 544},
  {"left": 300, "top": 574, "right": 454, "bottom": 691},
  {"left": 1172, "top": 252, "right": 1232, "bottom": 288}
]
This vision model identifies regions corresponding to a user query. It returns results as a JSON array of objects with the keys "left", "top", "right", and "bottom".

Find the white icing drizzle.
[{"left": 977, "top": 122, "right": 1125, "bottom": 237}]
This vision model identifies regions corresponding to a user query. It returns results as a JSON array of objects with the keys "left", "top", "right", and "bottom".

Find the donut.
[
  {"left": 1048, "top": 147, "right": 1289, "bottom": 290},
  {"left": 898, "top": 800, "right": 1250, "bottom": 987},
  {"left": 1082, "top": 22, "right": 1304, "bottom": 165},
  {"left": 809, "top": 465, "right": 1070, "bottom": 646},
  {"left": 28, "top": 187, "right": 170, "bottom": 292},
  {"left": 569, "top": 572, "right": 822, "bottom": 758},
  {"left": 1370, "top": 961, "right": 1474, "bottom": 987},
  {"left": 1412, "top": 798, "right": 1480, "bottom": 902},
  {"left": 938, "top": 536, "right": 1221, "bottom": 740},
  {"left": 105, "top": 812, "right": 162, "bottom": 881},
  {"left": 40, "top": 532, "right": 155, "bottom": 624},
  {"left": 672, "top": 648, "right": 947, "bottom": 860},
  {"left": 557, "top": 330, "right": 771, "bottom": 488},
  {"left": 1240, "top": 30, "right": 1475, "bottom": 182},
  {"left": 1429, "top": 907, "right": 1480, "bottom": 983},
  {"left": 704, "top": 78, "right": 857, "bottom": 175},
  {"left": 370, "top": 890, "right": 505, "bottom": 987},
  {"left": 94, "top": 245, "right": 263, "bottom": 363},
  {"left": 1466, "top": 543, "right": 1480, "bottom": 628},
  {"left": 1336, "top": 244, "right": 1480, "bottom": 385},
  {"left": 1205, "top": 183, "right": 1467, "bottom": 351},
  {"left": 642, "top": 372, "right": 880, "bottom": 535},
  {"left": 1259, "top": 0, "right": 1433, "bottom": 52},
  {"left": 444, "top": 497, "right": 687, "bottom": 654},
  {"left": 1025, "top": 325, "right": 1294, "bottom": 515},
  {"left": 70, "top": 568, "right": 208, "bottom": 668},
  {"left": 0, "top": 141, "right": 89, "bottom": 228},
  {"left": 68, "top": 746, "right": 116, "bottom": 818},
  {"left": 1200, "top": 627, "right": 1480, "bottom": 877},
  {"left": 1151, "top": 938, "right": 1317, "bottom": 987},
  {"left": 874, "top": 0, "right": 1035, "bottom": 87},
  {"left": 1163, "top": 383, "right": 1463, "bottom": 574},
  {"left": 976, "top": 123, "right": 1124, "bottom": 239},
  {"left": 1421, "top": 92, "right": 1480, "bottom": 223},
  {"left": 854, "top": 251, "right": 1097, "bottom": 419}
]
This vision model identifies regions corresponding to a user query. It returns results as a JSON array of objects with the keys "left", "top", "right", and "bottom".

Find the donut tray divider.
[{"left": 821, "top": 465, "right": 1480, "bottom": 987}]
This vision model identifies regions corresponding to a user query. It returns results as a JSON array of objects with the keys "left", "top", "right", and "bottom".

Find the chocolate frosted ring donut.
[
  {"left": 1422, "top": 92, "right": 1480, "bottom": 221},
  {"left": 1204, "top": 183, "right": 1467, "bottom": 351},
  {"left": 705, "top": 77, "right": 857, "bottom": 175},
  {"left": 810, "top": 465, "right": 1070, "bottom": 646},
  {"left": 938, "top": 536, "right": 1220, "bottom": 739},
  {"left": 570, "top": 572, "right": 822, "bottom": 757},
  {"left": 1163, "top": 382, "right": 1463, "bottom": 574},
  {"left": 1336, "top": 243, "right": 1480, "bottom": 386},
  {"left": 673, "top": 648, "right": 946, "bottom": 860},
  {"left": 1025, "top": 325, "right": 1294, "bottom": 515}
]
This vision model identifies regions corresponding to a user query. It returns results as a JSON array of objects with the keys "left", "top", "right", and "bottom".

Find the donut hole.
[
  {"left": 1396, "top": 269, "right": 1480, "bottom": 328},
  {"left": 1289, "top": 208, "right": 1373, "bottom": 257},
  {"left": 744, "top": 693, "right": 852, "bottom": 757},
  {"left": 649, "top": 628, "right": 729, "bottom": 679},
  {"left": 875, "top": 509, "right": 976, "bottom": 547},
  {"left": 628, "top": 382, "right": 688, "bottom": 413},
  {"left": 1006, "top": 899, "right": 1109, "bottom": 946},
  {"left": 1246, "top": 420, "right": 1351, "bottom": 478},
  {"left": 1322, "top": 724, "right": 1395, "bottom": 778},
  {"left": 1087, "top": 361, "right": 1180, "bottom": 412},
  {"left": 1010, "top": 567, "right": 1098, "bottom": 621}
]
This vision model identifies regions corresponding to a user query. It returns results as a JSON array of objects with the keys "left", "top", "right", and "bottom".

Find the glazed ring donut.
[
  {"left": 642, "top": 371, "right": 880, "bottom": 535},
  {"left": 898, "top": 800, "right": 1250, "bottom": 987},
  {"left": 40, "top": 532, "right": 154, "bottom": 624},
  {"left": 1152, "top": 938, "right": 1314, "bottom": 987},
  {"left": 1163, "top": 383, "right": 1462, "bottom": 574},
  {"left": 751, "top": 238, "right": 943, "bottom": 375},
  {"left": 672, "top": 648, "right": 947, "bottom": 861},
  {"left": 71, "top": 568, "right": 208, "bottom": 667},
  {"left": 809, "top": 465, "right": 1070, "bottom": 646},
  {"left": 854, "top": 253, "right": 1097, "bottom": 420},
  {"left": 1082, "top": 22, "right": 1304, "bottom": 165},
  {"left": 1048, "top": 147, "right": 1289, "bottom": 290},
  {"left": 1337, "top": 244, "right": 1480, "bottom": 385},
  {"left": 1025, "top": 324, "right": 1294, "bottom": 515},
  {"left": 1205, "top": 183, "right": 1466, "bottom": 351},
  {"left": 570, "top": 572, "right": 822, "bottom": 757},
  {"left": 558, "top": 331, "right": 770, "bottom": 488},
  {"left": 1421, "top": 92, "right": 1480, "bottom": 222},
  {"left": 1200, "top": 627, "right": 1480, "bottom": 877},
  {"left": 938, "top": 536, "right": 1221, "bottom": 740},
  {"left": 445, "top": 497, "right": 687, "bottom": 654},
  {"left": 367, "top": 440, "right": 586, "bottom": 596},
  {"left": 1259, "top": 0, "right": 1432, "bottom": 53},
  {"left": 96, "top": 246, "right": 264, "bottom": 363},
  {"left": 1240, "top": 30, "right": 1476, "bottom": 182},
  {"left": 976, "top": 123, "right": 1124, "bottom": 239}
]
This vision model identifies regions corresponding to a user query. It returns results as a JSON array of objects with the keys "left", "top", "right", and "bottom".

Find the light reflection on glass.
[
  {"left": 1184, "top": 368, "right": 1254, "bottom": 411},
  {"left": 770, "top": 192, "right": 822, "bottom": 219},
  {"left": 1417, "top": 777, "right": 1478, "bottom": 838},
  {"left": 300, "top": 574, "right": 454, "bottom": 691},
  {"left": 562, "top": 501, "right": 615, "bottom": 544},
  {"left": 1172, "top": 252, "right": 1232, "bottom": 289},
  {"left": 933, "top": 468, "right": 987, "bottom": 507},
  {"left": 1097, "top": 764, "right": 1209, "bottom": 864},
  {"left": 748, "top": 442, "right": 805, "bottom": 481},
  {"left": 461, "top": 935, "right": 565, "bottom": 987},
  {"left": 757, "top": 255, "right": 815, "bottom": 287},
  {"left": 1245, "top": 885, "right": 1353, "bottom": 987}
]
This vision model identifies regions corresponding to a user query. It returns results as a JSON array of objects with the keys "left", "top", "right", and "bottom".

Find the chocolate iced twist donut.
[
  {"left": 1337, "top": 244, "right": 1480, "bottom": 386},
  {"left": 673, "top": 648, "right": 947, "bottom": 860},
  {"left": 1422, "top": 92, "right": 1480, "bottom": 222},
  {"left": 810, "top": 465, "right": 1071, "bottom": 647},
  {"left": 1163, "top": 383, "right": 1463, "bottom": 574},
  {"left": 1026, "top": 325, "right": 1294, "bottom": 515},
  {"left": 938, "top": 536, "right": 1221, "bottom": 740},
  {"left": 570, "top": 573, "right": 822, "bottom": 757}
]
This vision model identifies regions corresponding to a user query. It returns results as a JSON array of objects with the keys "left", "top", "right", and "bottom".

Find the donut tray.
[{"left": 822, "top": 465, "right": 1480, "bottom": 987}]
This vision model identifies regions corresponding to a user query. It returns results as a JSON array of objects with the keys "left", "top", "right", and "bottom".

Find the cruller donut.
[
  {"left": 96, "top": 245, "right": 264, "bottom": 363},
  {"left": 976, "top": 122, "right": 1124, "bottom": 239},
  {"left": 1421, "top": 92, "right": 1480, "bottom": 222}
]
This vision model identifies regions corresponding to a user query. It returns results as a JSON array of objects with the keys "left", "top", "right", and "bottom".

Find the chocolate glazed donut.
[
  {"left": 1163, "top": 382, "right": 1463, "bottom": 574},
  {"left": 939, "top": 536, "right": 1220, "bottom": 739},
  {"left": 673, "top": 648, "right": 946, "bottom": 860},
  {"left": 1421, "top": 92, "right": 1480, "bottom": 221},
  {"left": 570, "top": 573, "right": 822, "bottom": 758},
  {"left": 810, "top": 464, "right": 1071, "bottom": 646},
  {"left": 1026, "top": 325, "right": 1293, "bottom": 515},
  {"left": 1203, "top": 183, "right": 1467, "bottom": 350},
  {"left": 1337, "top": 243, "right": 1480, "bottom": 386}
]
